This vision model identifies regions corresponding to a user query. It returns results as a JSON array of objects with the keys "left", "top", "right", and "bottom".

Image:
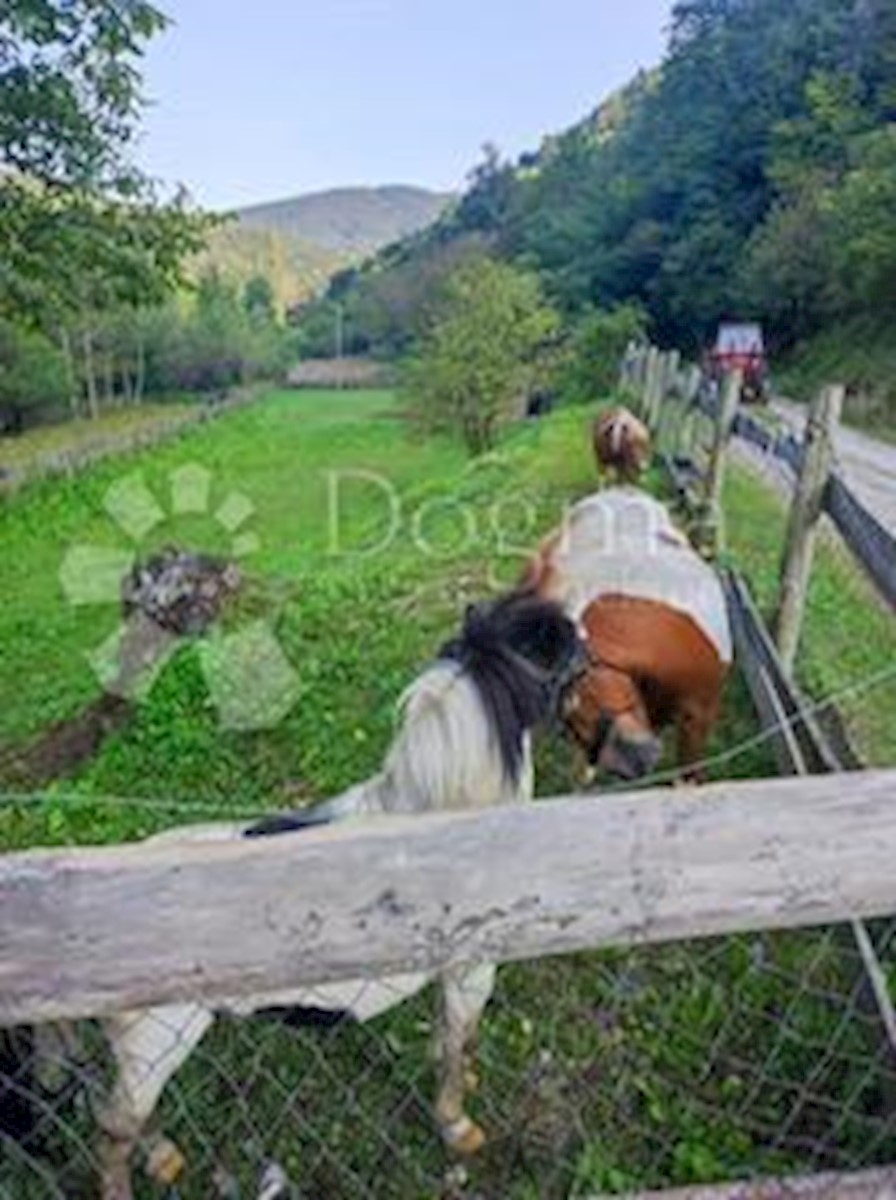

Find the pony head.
[
  {"left": 563, "top": 663, "right": 662, "bottom": 783},
  {"left": 439, "top": 590, "right": 587, "bottom": 785}
]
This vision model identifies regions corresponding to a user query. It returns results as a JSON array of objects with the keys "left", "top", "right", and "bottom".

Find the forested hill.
[{"left": 299, "top": 0, "right": 896, "bottom": 366}]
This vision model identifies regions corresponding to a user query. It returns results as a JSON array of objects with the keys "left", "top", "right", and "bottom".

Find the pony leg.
[
  {"left": 434, "top": 964, "right": 496, "bottom": 1157},
  {"left": 676, "top": 696, "right": 720, "bottom": 783},
  {"left": 96, "top": 1005, "right": 213, "bottom": 1200}
]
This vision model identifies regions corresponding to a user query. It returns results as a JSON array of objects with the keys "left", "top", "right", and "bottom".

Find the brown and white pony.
[
  {"left": 525, "top": 488, "right": 731, "bottom": 784},
  {"left": 89, "top": 591, "right": 584, "bottom": 1200},
  {"left": 593, "top": 407, "right": 652, "bottom": 484}
]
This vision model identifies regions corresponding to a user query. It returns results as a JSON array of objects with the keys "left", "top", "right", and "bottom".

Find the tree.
[
  {"left": 1, "top": 0, "right": 168, "bottom": 191},
  {"left": 0, "top": 320, "right": 68, "bottom": 430},
  {"left": 562, "top": 305, "right": 647, "bottom": 404},
  {"left": 405, "top": 258, "right": 558, "bottom": 455},
  {"left": 243, "top": 275, "right": 276, "bottom": 323},
  {"left": 0, "top": 1, "right": 216, "bottom": 420}
]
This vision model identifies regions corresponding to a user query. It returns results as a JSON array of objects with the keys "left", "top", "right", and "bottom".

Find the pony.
[
  {"left": 89, "top": 590, "right": 585, "bottom": 1200},
  {"left": 593, "top": 407, "right": 652, "bottom": 483},
  {"left": 524, "top": 488, "right": 731, "bottom": 785}
]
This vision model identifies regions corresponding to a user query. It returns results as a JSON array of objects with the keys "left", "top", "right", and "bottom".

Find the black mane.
[{"left": 438, "top": 590, "right": 583, "bottom": 786}]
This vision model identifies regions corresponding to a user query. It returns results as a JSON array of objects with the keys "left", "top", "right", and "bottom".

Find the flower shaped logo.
[{"left": 59, "top": 465, "right": 299, "bottom": 731}]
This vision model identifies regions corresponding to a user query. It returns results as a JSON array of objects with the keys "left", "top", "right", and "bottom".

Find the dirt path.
[{"left": 774, "top": 399, "right": 896, "bottom": 530}]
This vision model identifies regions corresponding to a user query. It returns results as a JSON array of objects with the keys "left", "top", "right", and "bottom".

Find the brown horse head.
[
  {"left": 593, "top": 407, "right": 652, "bottom": 484},
  {"left": 562, "top": 661, "right": 662, "bottom": 783}
]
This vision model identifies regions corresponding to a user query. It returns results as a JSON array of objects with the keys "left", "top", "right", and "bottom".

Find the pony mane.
[{"left": 381, "top": 661, "right": 520, "bottom": 813}]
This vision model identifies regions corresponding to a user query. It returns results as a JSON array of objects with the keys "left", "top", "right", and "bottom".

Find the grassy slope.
[
  {"left": 776, "top": 317, "right": 896, "bottom": 440},
  {"left": 1, "top": 391, "right": 894, "bottom": 1199},
  {"left": 0, "top": 401, "right": 194, "bottom": 475}
]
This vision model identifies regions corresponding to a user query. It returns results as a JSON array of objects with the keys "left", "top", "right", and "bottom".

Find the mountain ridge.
[{"left": 235, "top": 184, "right": 453, "bottom": 256}]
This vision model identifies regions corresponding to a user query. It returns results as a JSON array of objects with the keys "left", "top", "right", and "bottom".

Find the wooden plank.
[
  {"left": 2, "top": 771, "right": 896, "bottom": 1026},
  {"left": 725, "top": 571, "right": 841, "bottom": 776},
  {"left": 825, "top": 473, "right": 896, "bottom": 612},
  {"left": 622, "top": 1166, "right": 896, "bottom": 1199}
]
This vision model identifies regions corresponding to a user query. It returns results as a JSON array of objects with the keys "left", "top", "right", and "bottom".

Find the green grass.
[
  {"left": 722, "top": 462, "right": 896, "bottom": 767},
  {"left": 0, "top": 400, "right": 195, "bottom": 476},
  {"left": 1, "top": 389, "right": 894, "bottom": 1199},
  {"left": 0, "top": 389, "right": 605, "bottom": 844}
]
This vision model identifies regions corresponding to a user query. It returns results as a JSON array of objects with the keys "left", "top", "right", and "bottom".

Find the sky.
[{"left": 138, "top": 0, "right": 673, "bottom": 211}]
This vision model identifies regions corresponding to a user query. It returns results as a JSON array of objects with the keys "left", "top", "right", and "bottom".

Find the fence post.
[
  {"left": 641, "top": 346, "right": 660, "bottom": 422},
  {"left": 649, "top": 351, "right": 672, "bottom": 430},
  {"left": 683, "top": 365, "right": 703, "bottom": 407},
  {"left": 774, "top": 384, "right": 845, "bottom": 674},
  {"left": 655, "top": 352, "right": 683, "bottom": 453},
  {"left": 700, "top": 369, "right": 742, "bottom": 552},
  {"left": 619, "top": 342, "right": 635, "bottom": 393}
]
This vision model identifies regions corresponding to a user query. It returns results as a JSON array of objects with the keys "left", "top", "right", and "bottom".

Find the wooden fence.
[
  {"left": 621, "top": 342, "right": 896, "bottom": 618},
  {"left": 622, "top": 340, "right": 896, "bottom": 1066},
  {"left": 2, "top": 771, "right": 896, "bottom": 1029}
]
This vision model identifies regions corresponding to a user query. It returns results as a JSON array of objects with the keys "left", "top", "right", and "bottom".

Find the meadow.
[{"left": 1, "top": 388, "right": 895, "bottom": 1199}]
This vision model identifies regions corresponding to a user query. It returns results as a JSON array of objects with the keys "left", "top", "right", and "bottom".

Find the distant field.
[{"left": 2, "top": 389, "right": 894, "bottom": 1199}]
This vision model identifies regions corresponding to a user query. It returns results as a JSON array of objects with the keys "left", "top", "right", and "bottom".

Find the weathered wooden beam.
[
  {"left": 775, "top": 385, "right": 845, "bottom": 672},
  {"left": 702, "top": 369, "right": 742, "bottom": 551},
  {"left": 622, "top": 1166, "right": 896, "bottom": 1199},
  {"left": 2, "top": 771, "right": 896, "bottom": 1026}
]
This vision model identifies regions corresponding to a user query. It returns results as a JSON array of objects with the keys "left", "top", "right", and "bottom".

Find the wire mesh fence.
[{"left": 4, "top": 916, "right": 896, "bottom": 1200}]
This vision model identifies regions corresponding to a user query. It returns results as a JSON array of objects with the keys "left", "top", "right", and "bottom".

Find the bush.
[
  {"left": 404, "top": 257, "right": 559, "bottom": 455},
  {"left": 0, "top": 321, "right": 70, "bottom": 431},
  {"left": 560, "top": 304, "right": 647, "bottom": 405}
]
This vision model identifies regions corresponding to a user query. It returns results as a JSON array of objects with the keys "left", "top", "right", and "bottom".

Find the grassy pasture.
[
  {"left": 0, "top": 402, "right": 195, "bottom": 477},
  {"left": 1, "top": 389, "right": 895, "bottom": 1198}
]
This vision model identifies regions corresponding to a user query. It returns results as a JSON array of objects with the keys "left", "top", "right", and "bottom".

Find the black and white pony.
[{"left": 93, "top": 590, "right": 585, "bottom": 1200}]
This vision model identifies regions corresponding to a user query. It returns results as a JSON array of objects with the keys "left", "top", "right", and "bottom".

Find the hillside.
[
  {"left": 236, "top": 185, "right": 452, "bottom": 256},
  {"left": 296, "top": 0, "right": 896, "bottom": 392}
]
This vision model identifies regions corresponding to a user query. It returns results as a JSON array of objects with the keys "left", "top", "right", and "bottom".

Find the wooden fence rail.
[
  {"left": 2, "top": 770, "right": 896, "bottom": 1027},
  {"left": 623, "top": 343, "right": 896, "bottom": 1066},
  {"left": 826, "top": 472, "right": 896, "bottom": 611}
]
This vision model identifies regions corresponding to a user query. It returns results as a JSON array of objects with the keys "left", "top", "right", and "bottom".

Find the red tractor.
[{"left": 706, "top": 322, "right": 770, "bottom": 405}]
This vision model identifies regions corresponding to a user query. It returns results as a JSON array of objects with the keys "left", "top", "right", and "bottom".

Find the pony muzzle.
[{"left": 608, "top": 730, "right": 663, "bottom": 782}]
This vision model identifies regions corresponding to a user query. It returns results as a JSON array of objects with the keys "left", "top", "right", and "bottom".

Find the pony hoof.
[
  {"left": 443, "top": 1117, "right": 487, "bottom": 1157},
  {"left": 145, "top": 1137, "right": 186, "bottom": 1186}
]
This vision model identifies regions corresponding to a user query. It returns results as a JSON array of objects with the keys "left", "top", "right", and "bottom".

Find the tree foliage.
[
  {"left": 308, "top": 0, "right": 895, "bottom": 359},
  {"left": 0, "top": 2, "right": 290, "bottom": 430},
  {"left": 405, "top": 258, "right": 558, "bottom": 455},
  {"left": 561, "top": 305, "right": 648, "bottom": 405}
]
